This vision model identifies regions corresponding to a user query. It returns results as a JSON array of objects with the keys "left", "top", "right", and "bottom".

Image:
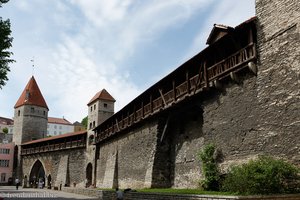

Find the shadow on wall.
[{"left": 151, "top": 104, "right": 204, "bottom": 188}]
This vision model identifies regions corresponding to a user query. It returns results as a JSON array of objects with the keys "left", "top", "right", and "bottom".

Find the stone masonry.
[
  {"left": 18, "top": 0, "right": 299, "bottom": 191},
  {"left": 22, "top": 148, "right": 86, "bottom": 188}
]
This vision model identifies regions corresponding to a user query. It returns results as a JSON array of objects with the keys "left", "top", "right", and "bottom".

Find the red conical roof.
[
  {"left": 88, "top": 89, "right": 115, "bottom": 105},
  {"left": 14, "top": 76, "right": 49, "bottom": 109}
]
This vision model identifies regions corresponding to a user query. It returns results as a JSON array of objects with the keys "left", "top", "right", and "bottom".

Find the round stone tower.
[{"left": 13, "top": 76, "right": 49, "bottom": 146}]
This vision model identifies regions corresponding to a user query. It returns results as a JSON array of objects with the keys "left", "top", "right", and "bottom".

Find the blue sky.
[{"left": 0, "top": 0, "right": 255, "bottom": 122}]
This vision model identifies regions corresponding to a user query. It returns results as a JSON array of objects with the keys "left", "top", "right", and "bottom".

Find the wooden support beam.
[
  {"left": 159, "top": 89, "right": 167, "bottom": 106},
  {"left": 116, "top": 118, "right": 120, "bottom": 132},
  {"left": 127, "top": 111, "right": 130, "bottom": 126},
  {"left": 194, "top": 62, "right": 203, "bottom": 94},
  {"left": 160, "top": 115, "right": 170, "bottom": 143},
  {"left": 150, "top": 95, "right": 153, "bottom": 113},
  {"left": 204, "top": 61, "right": 208, "bottom": 88},
  {"left": 186, "top": 71, "right": 190, "bottom": 94},
  {"left": 173, "top": 80, "right": 176, "bottom": 102},
  {"left": 141, "top": 102, "right": 144, "bottom": 118},
  {"left": 248, "top": 27, "right": 253, "bottom": 44},
  {"left": 133, "top": 105, "right": 136, "bottom": 122}
]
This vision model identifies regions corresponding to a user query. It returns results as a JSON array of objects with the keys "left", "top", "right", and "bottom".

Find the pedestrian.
[
  {"left": 85, "top": 178, "right": 88, "bottom": 188},
  {"left": 115, "top": 187, "right": 124, "bottom": 200},
  {"left": 15, "top": 178, "right": 20, "bottom": 190}
]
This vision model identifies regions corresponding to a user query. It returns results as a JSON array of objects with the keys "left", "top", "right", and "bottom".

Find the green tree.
[
  {"left": 198, "top": 144, "right": 221, "bottom": 191},
  {"left": 0, "top": 0, "right": 14, "bottom": 89},
  {"left": 81, "top": 116, "right": 88, "bottom": 129},
  {"left": 2, "top": 127, "right": 8, "bottom": 134}
]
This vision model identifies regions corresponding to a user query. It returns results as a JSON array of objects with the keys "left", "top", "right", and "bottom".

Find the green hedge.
[{"left": 222, "top": 156, "right": 300, "bottom": 195}]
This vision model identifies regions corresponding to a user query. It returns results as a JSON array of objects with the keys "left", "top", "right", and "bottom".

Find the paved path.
[{"left": 0, "top": 186, "right": 98, "bottom": 200}]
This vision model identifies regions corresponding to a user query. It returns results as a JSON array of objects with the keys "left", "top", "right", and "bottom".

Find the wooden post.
[
  {"left": 186, "top": 71, "right": 190, "bottom": 94},
  {"left": 159, "top": 89, "right": 167, "bottom": 106},
  {"left": 150, "top": 95, "right": 153, "bottom": 113},
  {"left": 173, "top": 80, "right": 176, "bottom": 102},
  {"left": 248, "top": 27, "right": 253, "bottom": 44},
  {"left": 116, "top": 119, "right": 120, "bottom": 132},
  {"left": 204, "top": 61, "right": 208, "bottom": 88},
  {"left": 127, "top": 111, "right": 130, "bottom": 126},
  {"left": 133, "top": 105, "right": 136, "bottom": 122},
  {"left": 141, "top": 101, "right": 144, "bottom": 118}
]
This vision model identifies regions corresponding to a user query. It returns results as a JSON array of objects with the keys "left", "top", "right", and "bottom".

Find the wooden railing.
[
  {"left": 21, "top": 139, "right": 86, "bottom": 155},
  {"left": 95, "top": 43, "right": 257, "bottom": 143}
]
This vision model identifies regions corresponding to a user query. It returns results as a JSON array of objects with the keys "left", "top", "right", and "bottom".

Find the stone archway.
[
  {"left": 29, "top": 160, "right": 45, "bottom": 188},
  {"left": 86, "top": 163, "right": 92, "bottom": 188}
]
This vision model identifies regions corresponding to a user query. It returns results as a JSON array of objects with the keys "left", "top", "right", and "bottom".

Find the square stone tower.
[
  {"left": 255, "top": 0, "right": 300, "bottom": 162},
  {"left": 85, "top": 89, "right": 115, "bottom": 186}
]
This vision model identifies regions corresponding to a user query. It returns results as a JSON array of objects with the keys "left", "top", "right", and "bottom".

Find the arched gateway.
[
  {"left": 29, "top": 160, "right": 46, "bottom": 188},
  {"left": 86, "top": 163, "right": 93, "bottom": 187}
]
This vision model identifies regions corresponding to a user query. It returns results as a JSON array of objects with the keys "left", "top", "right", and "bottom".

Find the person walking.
[
  {"left": 15, "top": 178, "right": 20, "bottom": 190},
  {"left": 115, "top": 188, "right": 124, "bottom": 200}
]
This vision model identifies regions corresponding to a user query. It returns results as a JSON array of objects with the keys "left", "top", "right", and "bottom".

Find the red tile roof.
[
  {"left": 14, "top": 76, "right": 49, "bottom": 109},
  {"left": 48, "top": 117, "right": 72, "bottom": 125},
  {"left": 88, "top": 89, "right": 115, "bottom": 105},
  {"left": 21, "top": 130, "right": 87, "bottom": 145},
  {"left": 0, "top": 117, "right": 14, "bottom": 125}
]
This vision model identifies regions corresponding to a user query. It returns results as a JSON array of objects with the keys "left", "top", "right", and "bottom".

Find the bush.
[
  {"left": 222, "top": 156, "right": 300, "bottom": 195},
  {"left": 198, "top": 144, "right": 220, "bottom": 191}
]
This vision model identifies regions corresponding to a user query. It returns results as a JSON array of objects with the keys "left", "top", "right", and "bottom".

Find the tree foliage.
[
  {"left": 0, "top": 0, "right": 14, "bottom": 89},
  {"left": 198, "top": 144, "right": 221, "bottom": 191},
  {"left": 2, "top": 127, "right": 8, "bottom": 134},
  {"left": 81, "top": 116, "right": 88, "bottom": 129}
]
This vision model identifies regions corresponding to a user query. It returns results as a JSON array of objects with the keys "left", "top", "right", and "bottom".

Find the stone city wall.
[
  {"left": 96, "top": 119, "right": 160, "bottom": 189},
  {"left": 22, "top": 147, "right": 86, "bottom": 188}
]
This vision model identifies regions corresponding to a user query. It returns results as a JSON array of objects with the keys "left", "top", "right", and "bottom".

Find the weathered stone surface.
[
  {"left": 22, "top": 148, "right": 86, "bottom": 188},
  {"left": 96, "top": 120, "right": 160, "bottom": 189},
  {"left": 13, "top": 105, "right": 48, "bottom": 145},
  {"left": 19, "top": 0, "right": 299, "bottom": 191}
]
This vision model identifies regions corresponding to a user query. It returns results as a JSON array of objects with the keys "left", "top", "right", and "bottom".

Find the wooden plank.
[{"left": 159, "top": 89, "right": 167, "bottom": 106}]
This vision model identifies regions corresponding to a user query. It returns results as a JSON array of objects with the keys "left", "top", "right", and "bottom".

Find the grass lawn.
[
  {"left": 136, "top": 188, "right": 232, "bottom": 195},
  {"left": 96, "top": 187, "right": 233, "bottom": 195}
]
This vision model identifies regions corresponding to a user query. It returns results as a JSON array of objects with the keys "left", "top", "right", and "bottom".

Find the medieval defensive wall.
[{"left": 17, "top": 0, "right": 299, "bottom": 190}]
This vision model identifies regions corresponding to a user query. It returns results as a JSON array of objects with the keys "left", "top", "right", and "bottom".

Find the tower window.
[
  {"left": 31, "top": 107, "right": 35, "bottom": 113},
  {"left": 104, "top": 103, "right": 107, "bottom": 108},
  {"left": 18, "top": 110, "right": 20, "bottom": 116},
  {"left": 90, "top": 106, "right": 92, "bottom": 112},
  {"left": 43, "top": 111, "right": 46, "bottom": 116},
  {"left": 89, "top": 123, "right": 92, "bottom": 129},
  {"left": 93, "top": 121, "right": 95, "bottom": 128}
]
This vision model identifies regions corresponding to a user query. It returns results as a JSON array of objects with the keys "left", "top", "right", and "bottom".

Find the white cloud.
[
  {"left": 185, "top": 0, "right": 255, "bottom": 61},
  {"left": 0, "top": 0, "right": 255, "bottom": 123}
]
